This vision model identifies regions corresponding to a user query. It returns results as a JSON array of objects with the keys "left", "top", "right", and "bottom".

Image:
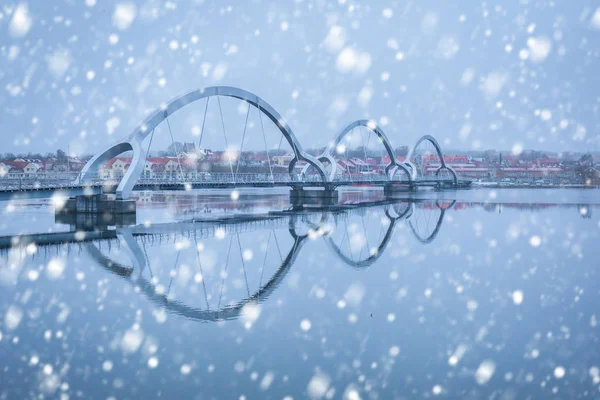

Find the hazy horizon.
[{"left": 1, "top": 1, "right": 599, "bottom": 156}]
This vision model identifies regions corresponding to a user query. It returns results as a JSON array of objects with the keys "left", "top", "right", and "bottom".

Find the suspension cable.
[
  {"left": 359, "top": 126, "right": 370, "bottom": 182},
  {"left": 343, "top": 140, "right": 353, "bottom": 184},
  {"left": 143, "top": 129, "right": 156, "bottom": 180},
  {"left": 259, "top": 230, "right": 271, "bottom": 288},
  {"left": 165, "top": 115, "right": 185, "bottom": 183},
  {"left": 365, "top": 128, "right": 375, "bottom": 179},
  {"left": 193, "top": 231, "right": 210, "bottom": 310},
  {"left": 217, "top": 235, "right": 233, "bottom": 310},
  {"left": 199, "top": 97, "right": 210, "bottom": 150},
  {"left": 237, "top": 233, "right": 250, "bottom": 298},
  {"left": 361, "top": 215, "right": 371, "bottom": 257},
  {"left": 258, "top": 105, "right": 274, "bottom": 183},
  {"left": 272, "top": 230, "right": 283, "bottom": 263},
  {"left": 341, "top": 220, "right": 354, "bottom": 261},
  {"left": 166, "top": 251, "right": 181, "bottom": 297},
  {"left": 141, "top": 240, "right": 154, "bottom": 278},
  {"left": 235, "top": 103, "right": 251, "bottom": 178},
  {"left": 379, "top": 132, "right": 386, "bottom": 179},
  {"left": 216, "top": 95, "right": 236, "bottom": 183}
]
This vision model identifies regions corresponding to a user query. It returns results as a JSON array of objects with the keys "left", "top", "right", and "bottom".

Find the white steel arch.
[
  {"left": 404, "top": 134, "right": 458, "bottom": 184},
  {"left": 79, "top": 86, "right": 328, "bottom": 199},
  {"left": 303, "top": 119, "right": 412, "bottom": 182}
]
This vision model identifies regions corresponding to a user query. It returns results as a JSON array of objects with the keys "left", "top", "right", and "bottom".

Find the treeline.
[
  {"left": 444, "top": 149, "right": 599, "bottom": 162},
  {"left": 0, "top": 149, "right": 77, "bottom": 160}
]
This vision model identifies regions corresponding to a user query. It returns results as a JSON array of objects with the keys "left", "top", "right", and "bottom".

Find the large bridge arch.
[
  {"left": 78, "top": 86, "right": 327, "bottom": 199},
  {"left": 404, "top": 134, "right": 457, "bottom": 184}
]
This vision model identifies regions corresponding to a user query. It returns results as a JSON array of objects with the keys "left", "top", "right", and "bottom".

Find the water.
[{"left": 1, "top": 189, "right": 599, "bottom": 399}]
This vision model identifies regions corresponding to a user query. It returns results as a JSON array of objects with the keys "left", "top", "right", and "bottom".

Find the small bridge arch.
[
  {"left": 404, "top": 135, "right": 458, "bottom": 185},
  {"left": 303, "top": 119, "right": 412, "bottom": 182}
]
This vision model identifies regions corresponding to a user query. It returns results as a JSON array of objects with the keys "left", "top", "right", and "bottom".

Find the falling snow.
[
  {"left": 113, "top": 3, "right": 137, "bottom": 30},
  {"left": 9, "top": 3, "right": 32, "bottom": 37},
  {"left": 0, "top": 1, "right": 599, "bottom": 398},
  {"left": 475, "top": 360, "right": 496, "bottom": 385}
]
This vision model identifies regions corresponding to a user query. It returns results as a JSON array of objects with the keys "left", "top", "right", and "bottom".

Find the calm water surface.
[{"left": 1, "top": 188, "right": 599, "bottom": 399}]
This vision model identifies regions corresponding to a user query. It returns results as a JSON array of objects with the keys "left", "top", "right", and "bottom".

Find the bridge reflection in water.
[{"left": 2, "top": 200, "right": 455, "bottom": 323}]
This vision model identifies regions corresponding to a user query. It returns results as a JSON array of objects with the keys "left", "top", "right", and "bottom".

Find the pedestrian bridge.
[{"left": 74, "top": 86, "right": 469, "bottom": 200}]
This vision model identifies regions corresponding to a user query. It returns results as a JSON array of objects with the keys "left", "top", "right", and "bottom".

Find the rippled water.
[{"left": 1, "top": 189, "right": 599, "bottom": 399}]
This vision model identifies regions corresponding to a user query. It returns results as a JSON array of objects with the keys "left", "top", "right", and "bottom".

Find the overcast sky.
[{"left": 1, "top": 0, "right": 599, "bottom": 156}]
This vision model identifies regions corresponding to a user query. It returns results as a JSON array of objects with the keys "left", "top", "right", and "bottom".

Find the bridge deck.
[
  {"left": 133, "top": 180, "right": 470, "bottom": 190},
  {"left": 0, "top": 179, "right": 471, "bottom": 194}
]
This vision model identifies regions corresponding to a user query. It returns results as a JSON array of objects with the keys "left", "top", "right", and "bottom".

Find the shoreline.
[{"left": 472, "top": 183, "right": 599, "bottom": 189}]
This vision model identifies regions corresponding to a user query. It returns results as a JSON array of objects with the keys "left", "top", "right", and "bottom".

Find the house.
[
  {"left": 535, "top": 158, "right": 562, "bottom": 168},
  {"left": 421, "top": 155, "right": 468, "bottom": 165},
  {"left": 0, "top": 159, "right": 44, "bottom": 178},
  {"left": 23, "top": 162, "right": 43, "bottom": 176},
  {"left": 349, "top": 158, "right": 373, "bottom": 173},
  {"left": 425, "top": 164, "right": 491, "bottom": 179},
  {"left": 380, "top": 156, "right": 407, "bottom": 165},
  {"left": 495, "top": 167, "right": 565, "bottom": 180},
  {"left": 43, "top": 157, "right": 83, "bottom": 177},
  {"left": 580, "top": 166, "right": 600, "bottom": 184},
  {"left": 501, "top": 155, "right": 523, "bottom": 167},
  {"left": 108, "top": 158, "right": 130, "bottom": 179},
  {"left": 101, "top": 155, "right": 199, "bottom": 181}
]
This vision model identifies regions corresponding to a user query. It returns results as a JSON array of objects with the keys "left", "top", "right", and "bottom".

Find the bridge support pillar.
[
  {"left": 290, "top": 188, "right": 338, "bottom": 206},
  {"left": 60, "top": 194, "right": 136, "bottom": 216},
  {"left": 55, "top": 211, "right": 136, "bottom": 231},
  {"left": 383, "top": 183, "right": 415, "bottom": 196}
]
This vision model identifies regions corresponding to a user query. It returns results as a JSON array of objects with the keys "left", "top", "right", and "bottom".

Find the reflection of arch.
[
  {"left": 385, "top": 201, "right": 414, "bottom": 220},
  {"left": 86, "top": 217, "right": 316, "bottom": 322},
  {"left": 135, "top": 230, "right": 307, "bottom": 322},
  {"left": 408, "top": 200, "right": 455, "bottom": 243},
  {"left": 85, "top": 244, "right": 134, "bottom": 277},
  {"left": 86, "top": 229, "right": 147, "bottom": 278},
  {"left": 302, "top": 120, "right": 411, "bottom": 182},
  {"left": 404, "top": 135, "right": 457, "bottom": 184},
  {"left": 78, "top": 86, "right": 327, "bottom": 199},
  {"left": 81, "top": 201, "right": 449, "bottom": 321},
  {"left": 325, "top": 202, "right": 413, "bottom": 269}
]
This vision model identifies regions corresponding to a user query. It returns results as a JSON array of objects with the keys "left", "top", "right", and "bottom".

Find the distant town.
[{"left": 1, "top": 142, "right": 599, "bottom": 187}]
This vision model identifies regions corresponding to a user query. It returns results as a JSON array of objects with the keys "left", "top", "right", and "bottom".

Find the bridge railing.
[
  {"left": 0, "top": 170, "right": 417, "bottom": 191},
  {"left": 0, "top": 172, "right": 82, "bottom": 191},
  {"left": 132, "top": 172, "right": 406, "bottom": 185},
  {"left": 416, "top": 175, "right": 456, "bottom": 181},
  {"left": 136, "top": 173, "right": 301, "bottom": 184}
]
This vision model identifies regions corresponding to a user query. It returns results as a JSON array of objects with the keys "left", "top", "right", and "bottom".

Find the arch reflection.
[
  {"left": 5, "top": 201, "right": 593, "bottom": 323},
  {"left": 77, "top": 201, "right": 449, "bottom": 322},
  {"left": 0, "top": 200, "right": 467, "bottom": 323}
]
